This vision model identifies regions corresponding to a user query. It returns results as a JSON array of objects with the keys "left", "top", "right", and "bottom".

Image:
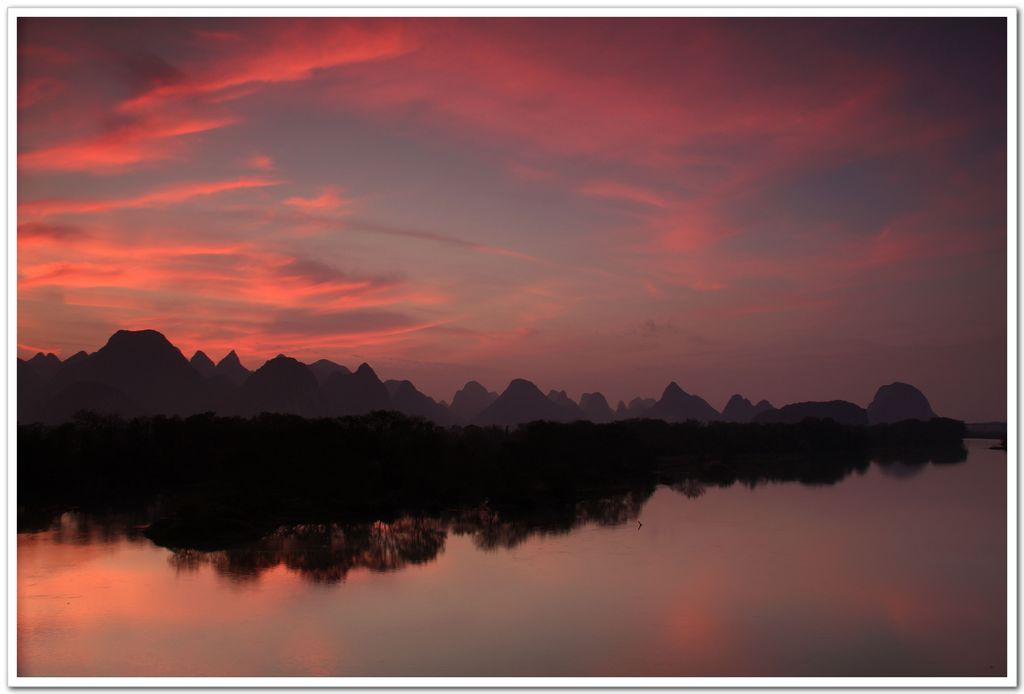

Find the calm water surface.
[{"left": 18, "top": 439, "right": 1006, "bottom": 677}]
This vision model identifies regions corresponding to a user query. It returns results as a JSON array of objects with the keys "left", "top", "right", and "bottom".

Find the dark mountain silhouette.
[
  {"left": 547, "top": 389, "right": 586, "bottom": 421},
  {"left": 17, "top": 358, "right": 38, "bottom": 389},
  {"left": 37, "top": 381, "right": 139, "bottom": 423},
  {"left": 646, "top": 382, "right": 720, "bottom": 422},
  {"left": 547, "top": 389, "right": 572, "bottom": 407},
  {"left": 17, "top": 359, "right": 42, "bottom": 421},
  {"left": 200, "top": 373, "right": 241, "bottom": 416},
  {"left": 214, "top": 350, "right": 250, "bottom": 386},
  {"left": 27, "top": 352, "right": 62, "bottom": 382},
  {"left": 867, "top": 382, "right": 936, "bottom": 424},
  {"left": 63, "top": 350, "right": 89, "bottom": 367},
  {"left": 322, "top": 363, "right": 391, "bottom": 416},
  {"left": 580, "top": 392, "right": 615, "bottom": 423},
  {"left": 755, "top": 400, "right": 868, "bottom": 426},
  {"left": 450, "top": 381, "right": 498, "bottom": 422},
  {"left": 307, "top": 359, "right": 350, "bottom": 386},
  {"left": 236, "top": 355, "right": 322, "bottom": 417},
  {"left": 625, "top": 397, "right": 656, "bottom": 418},
  {"left": 720, "top": 394, "right": 775, "bottom": 423},
  {"left": 15, "top": 328, "right": 951, "bottom": 432},
  {"left": 43, "top": 329, "right": 203, "bottom": 416},
  {"left": 190, "top": 350, "right": 217, "bottom": 379},
  {"left": 474, "top": 379, "right": 570, "bottom": 426},
  {"left": 385, "top": 379, "right": 456, "bottom": 425}
]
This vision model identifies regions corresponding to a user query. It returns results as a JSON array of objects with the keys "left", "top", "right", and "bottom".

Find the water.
[{"left": 17, "top": 439, "right": 1006, "bottom": 677}]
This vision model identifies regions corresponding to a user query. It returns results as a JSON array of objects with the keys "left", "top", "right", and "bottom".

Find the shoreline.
[{"left": 18, "top": 412, "right": 974, "bottom": 550}]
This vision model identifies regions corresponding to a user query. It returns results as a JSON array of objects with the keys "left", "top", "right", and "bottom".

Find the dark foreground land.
[{"left": 19, "top": 412, "right": 968, "bottom": 550}]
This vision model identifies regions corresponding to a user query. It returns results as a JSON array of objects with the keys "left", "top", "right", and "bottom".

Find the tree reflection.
[
  {"left": 22, "top": 438, "right": 970, "bottom": 587},
  {"left": 669, "top": 479, "right": 706, "bottom": 499},
  {"left": 167, "top": 518, "right": 448, "bottom": 583},
  {"left": 449, "top": 486, "right": 655, "bottom": 551},
  {"left": 157, "top": 486, "right": 664, "bottom": 582}
]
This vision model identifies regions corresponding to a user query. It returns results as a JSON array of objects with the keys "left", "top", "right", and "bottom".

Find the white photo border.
[{"left": 5, "top": 5, "right": 1018, "bottom": 688}]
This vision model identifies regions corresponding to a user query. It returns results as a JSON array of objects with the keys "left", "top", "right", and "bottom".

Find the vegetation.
[{"left": 18, "top": 411, "right": 967, "bottom": 549}]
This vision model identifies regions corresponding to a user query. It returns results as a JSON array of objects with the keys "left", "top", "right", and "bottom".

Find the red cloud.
[
  {"left": 19, "top": 20, "right": 414, "bottom": 174},
  {"left": 578, "top": 180, "right": 670, "bottom": 209},
  {"left": 118, "top": 20, "right": 415, "bottom": 113},
  {"left": 284, "top": 187, "right": 348, "bottom": 211},
  {"left": 18, "top": 76, "right": 62, "bottom": 109},
  {"left": 20, "top": 177, "right": 281, "bottom": 220},
  {"left": 19, "top": 115, "right": 236, "bottom": 173},
  {"left": 245, "top": 153, "right": 274, "bottom": 170}
]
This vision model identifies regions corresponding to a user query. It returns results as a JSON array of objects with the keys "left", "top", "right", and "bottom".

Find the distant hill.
[
  {"left": 474, "top": 379, "right": 569, "bottom": 426},
  {"left": 548, "top": 390, "right": 586, "bottom": 421},
  {"left": 27, "top": 352, "right": 62, "bottom": 382},
  {"left": 237, "top": 355, "right": 322, "bottom": 417},
  {"left": 386, "top": 379, "right": 456, "bottom": 425},
  {"left": 37, "top": 381, "right": 139, "bottom": 423},
  {"left": 720, "top": 394, "right": 775, "bottom": 423},
  {"left": 322, "top": 363, "right": 391, "bottom": 416},
  {"left": 623, "top": 397, "right": 656, "bottom": 418},
  {"left": 17, "top": 359, "right": 43, "bottom": 421},
  {"left": 755, "top": 400, "right": 868, "bottom": 426},
  {"left": 16, "top": 329, "right": 960, "bottom": 432},
  {"left": 867, "top": 382, "right": 936, "bottom": 424},
  {"left": 215, "top": 350, "right": 250, "bottom": 386},
  {"left": 51, "top": 329, "right": 203, "bottom": 416},
  {"left": 307, "top": 359, "right": 350, "bottom": 386},
  {"left": 190, "top": 351, "right": 217, "bottom": 379},
  {"left": 580, "top": 392, "right": 615, "bottom": 423},
  {"left": 64, "top": 350, "right": 89, "bottom": 367},
  {"left": 450, "top": 381, "right": 498, "bottom": 422},
  {"left": 646, "top": 383, "right": 720, "bottom": 423}
]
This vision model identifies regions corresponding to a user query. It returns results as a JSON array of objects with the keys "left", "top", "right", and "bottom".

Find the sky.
[{"left": 17, "top": 18, "right": 1007, "bottom": 420}]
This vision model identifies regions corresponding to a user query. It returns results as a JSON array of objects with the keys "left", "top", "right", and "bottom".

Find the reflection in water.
[
  {"left": 23, "top": 487, "right": 658, "bottom": 584},
  {"left": 169, "top": 519, "right": 449, "bottom": 583},
  {"left": 669, "top": 479, "right": 706, "bottom": 499},
  {"left": 20, "top": 447, "right": 969, "bottom": 585},
  {"left": 18, "top": 443, "right": 1004, "bottom": 677},
  {"left": 18, "top": 507, "right": 152, "bottom": 544},
  {"left": 453, "top": 487, "right": 654, "bottom": 552},
  {"left": 166, "top": 487, "right": 655, "bottom": 581}
]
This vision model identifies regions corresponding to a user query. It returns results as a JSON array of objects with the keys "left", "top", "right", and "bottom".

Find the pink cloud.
[
  {"left": 118, "top": 20, "right": 416, "bottom": 114},
  {"left": 18, "top": 76, "right": 63, "bottom": 109},
  {"left": 245, "top": 153, "right": 275, "bottom": 170},
  {"left": 508, "top": 162, "right": 556, "bottom": 182},
  {"left": 578, "top": 180, "right": 670, "bottom": 208},
  {"left": 19, "top": 114, "right": 237, "bottom": 173},
  {"left": 19, "top": 21, "right": 414, "bottom": 175},
  {"left": 284, "top": 187, "right": 348, "bottom": 211},
  {"left": 20, "top": 177, "right": 281, "bottom": 220}
]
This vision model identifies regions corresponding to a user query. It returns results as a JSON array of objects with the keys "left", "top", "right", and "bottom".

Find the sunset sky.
[{"left": 17, "top": 18, "right": 1007, "bottom": 420}]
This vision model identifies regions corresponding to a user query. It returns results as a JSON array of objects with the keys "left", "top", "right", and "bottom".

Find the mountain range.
[{"left": 17, "top": 329, "right": 942, "bottom": 427}]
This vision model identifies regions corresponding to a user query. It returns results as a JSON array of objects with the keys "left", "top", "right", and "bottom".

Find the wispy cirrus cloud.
[
  {"left": 284, "top": 187, "right": 348, "bottom": 211},
  {"left": 578, "top": 180, "right": 671, "bottom": 209},
  {"left": 20, "top": 177, "right": 281, "bottom": 220},
  {"left": 19, "top": 20, "right": 415, "bottom": 174},
  {"left": 19, "top": 114, "right": 237, "bottom": 173},
  {"left": 118, "top": 20, "right": 416, "bottom": 113}
]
